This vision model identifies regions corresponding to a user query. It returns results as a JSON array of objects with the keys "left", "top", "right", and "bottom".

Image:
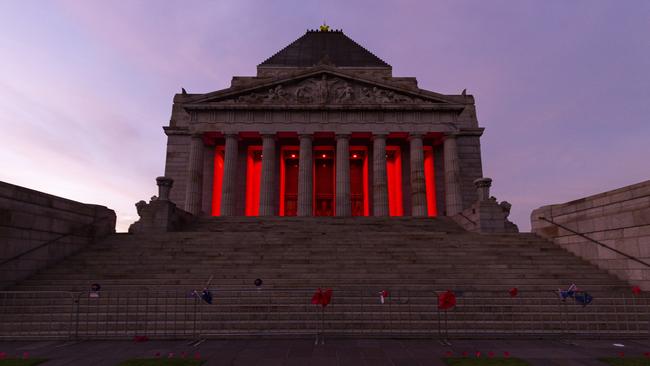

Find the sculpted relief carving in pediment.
[{"left": 220, "top": 76, "right": 433, "bottom": 105}]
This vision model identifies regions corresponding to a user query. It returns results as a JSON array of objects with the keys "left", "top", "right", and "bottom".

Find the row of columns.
[{"left": 184, "top": 132, "right": 463, "bottom": 217}]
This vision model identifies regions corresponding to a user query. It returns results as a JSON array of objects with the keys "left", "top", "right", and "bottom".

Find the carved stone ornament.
[{"left": 228, "top": 76, "right": 429, "bottom": 105}]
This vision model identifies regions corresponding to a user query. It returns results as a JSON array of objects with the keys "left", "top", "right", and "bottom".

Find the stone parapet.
[
  {"left": 531, "top": 180, "right": 650, "bottom": 290},
  {"left": 0, "top": 181, "right": 115, "bottom": 289}
]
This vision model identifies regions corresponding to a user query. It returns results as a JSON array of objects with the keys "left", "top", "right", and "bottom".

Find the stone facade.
[
  {"left": 531, "top": 180, "right": 650, "bottom": 289},
  {"left": 0, "top": 181, "right": 115, "bottom": 289},
  {"left": 162, "top": 30, "right": 486, "bottom": 218}
]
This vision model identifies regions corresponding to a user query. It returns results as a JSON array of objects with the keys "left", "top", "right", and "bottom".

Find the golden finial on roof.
[{"left": 319, "top": 21, "right": 330, "bottom": 32}]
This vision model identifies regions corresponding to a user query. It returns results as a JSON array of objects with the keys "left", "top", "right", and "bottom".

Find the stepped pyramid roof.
[{"left": 259, "top": 29, "right": 390, "bottom": 68}]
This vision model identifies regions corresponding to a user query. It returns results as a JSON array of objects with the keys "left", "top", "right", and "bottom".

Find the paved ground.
[{"left": 0, "top": 338, "right": 648, "bottom": 365}]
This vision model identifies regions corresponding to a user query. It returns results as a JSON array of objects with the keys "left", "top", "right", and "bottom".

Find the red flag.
[
  {"left": 632, "top": 286, "right": 641, "bottom": 296},
  {"left": 508, "top": 287, "right": 518, "bottom": 297},
  {"left": 438, "top": 290, "right": 456, "bottom": 310},
  {"left": 311, "top": 288, "right": 323, "bottom": 305},
  {"left": 311, "top": 288, "right": 333, "bottom": 307},
  {"left": 321, "top": 288, "right": 333, "bottom": 307},
  {"left": 379, "top": 290, "right": 389, "bottom": 304}
]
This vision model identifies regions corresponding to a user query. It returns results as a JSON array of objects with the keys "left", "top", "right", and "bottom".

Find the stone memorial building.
[{"left": 163, "top": 27, "right": 484, "bottom": 219}]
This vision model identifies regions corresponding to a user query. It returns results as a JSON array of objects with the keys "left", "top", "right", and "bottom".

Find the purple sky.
[{"left": 1, "top": 1, "right": 648, "bottom": 232}]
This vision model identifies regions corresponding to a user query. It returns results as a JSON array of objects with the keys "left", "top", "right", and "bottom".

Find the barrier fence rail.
[{"left": 1, "top": 288, "right": 649, "bottom": 340}]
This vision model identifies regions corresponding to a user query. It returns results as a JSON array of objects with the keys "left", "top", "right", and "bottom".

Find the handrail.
[
  {"left": 0, "top": 216, "right": 112, "bottom": 267},
  {"left": 457, "top": 212, "right": 476, "bottom": 226},
  {"left": 538, "top": 216, "right": 650, "bottom": 269}
]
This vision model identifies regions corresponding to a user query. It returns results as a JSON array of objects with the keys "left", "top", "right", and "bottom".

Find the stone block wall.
[
  {"left": 457, "top": 134, "right": 483, "bottom": 210},
  {"left": 531, "top": 180, "right": 650, "bottom": 289},
  {"left": 0, "top": 181, "right": 116, "bottom": 289},
  {"left": 163, "top": 132, "right": 190, "bottom": 208}
]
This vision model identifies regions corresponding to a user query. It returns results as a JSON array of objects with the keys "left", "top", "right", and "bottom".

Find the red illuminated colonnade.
[{"left": 208, "top": 132, "right": 439, "bottom": 217}]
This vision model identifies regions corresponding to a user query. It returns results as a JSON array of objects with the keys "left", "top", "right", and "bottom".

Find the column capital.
[
  {"left": 335, "top": 133, "right": 351, "bottom": 140},
  {"left": 298, "top": 133, "right": 313, "bottom": 140},
  {"left": 224, "top": 133, "right": 239, "bottom": 139},
  {"left": 408, "top": 133, "right": 425, "bottom": 141},
  {"left": 372, "top": 133, "right": 388, "bottom": 140},
  {"left": 261, "top": 133, "right": 278, "bottom": 140}
]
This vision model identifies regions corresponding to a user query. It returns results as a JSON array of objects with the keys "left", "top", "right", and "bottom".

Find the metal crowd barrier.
[{"left": 1, "top": 288, "right": 649, "bottom": 340}]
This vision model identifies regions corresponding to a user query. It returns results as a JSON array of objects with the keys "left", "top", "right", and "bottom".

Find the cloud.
[{"left": 1, "top": 0, "right": 648, "bottom": 233}]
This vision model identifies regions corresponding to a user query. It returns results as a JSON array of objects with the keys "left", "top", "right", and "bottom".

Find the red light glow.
[
  {"left": 211, "top": 147, "right": 224, "bottom": 216},
  {"left": 245, "top": 146, "right": 262, "bottom": 216},
  {"left": 424, "top": 146, "right": 437, "bottom": 217},
  {"left": 350, "top": 146, "right": 369, "bottom": 216},
  {"left": 280, "top": 146, "right": 299, "bottom": 216},
  {"left": 386, "top": 146, "right": 403, "bottom": 216}
]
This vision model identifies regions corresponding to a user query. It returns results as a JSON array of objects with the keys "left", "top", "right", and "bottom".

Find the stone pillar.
[
  {"left": 156, "top": 176, "right": 173, "bottom": 201},
  {"left": 297, "top": 134, "right": 313, "bottom": 216},
  {"left": 474, "top": 177, "right": 492, "bottom": 201},
  {"left": 443, "top": 133, "right": 463, "bottom": 216},
  {"left": 220, "top": 133, "right": 238, "bottom": 216},
  {"left": 259, "top": 134, "right": 277, "bottom": 216},
  {"left": 335, "top": 134, "right": 351, "bottom": 216},
  {"left": 184, "top": 133, "right": 204, "bottom": 215},
  {"left": 372, "top": 134, "right": 389, "bottom": 216},
  {"left": 409, "top": 134, "right": 427, "bottom": 217}
]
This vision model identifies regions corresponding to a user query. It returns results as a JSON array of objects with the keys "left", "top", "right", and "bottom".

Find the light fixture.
[
  {"left": 290, "top": 154, "right": 296, "bottom": 158},
  {"left": 352, "top": 154, "right": 358, "bottom": 158},
  {"left": 322, "top": 154, "right": 327, "bottom": 158}
]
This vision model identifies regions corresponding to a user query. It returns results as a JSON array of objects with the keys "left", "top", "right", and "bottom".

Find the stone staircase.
[{"left": 1, "top": 217, "right": 645, "bottom": 339}]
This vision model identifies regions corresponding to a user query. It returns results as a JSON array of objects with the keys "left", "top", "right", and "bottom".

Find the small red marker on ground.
[
  {"left": 619, "top": 351, "right": 625, "bottom": 358},
  {"left": 462, "top": 351, "right": 468, "bottom": 357},
  {"left": 194, "top": 352, "right": 201, "bottom": 360},
  {"left": 504, "top": 351, "right": 511, "bottom": 358},
  {"left": 488, "top": 351, "right": 495, "bottom": 358},
  {"left": 181, "top": 352, "right": 187, "bottom": 358},
  {"left": 445, "top": 351, "right": 453, "bottom": 357},
  {"left": 644, "top": 352, "right": 650, "bottom": 358},
  {"left": 23, "top": 352, "right": 29, "bottom": 359},
  {"left": 168, "top": 352, "right": 174, "bottom": 358},
  {"left": 0, "top": 352, "right": 5, "bottom": 359},
  {"left": 154, "top": 352, "right": 160, "bottom": 358},
  {"left": 476, "top": 351, "right": 481, "bottom": 358}
]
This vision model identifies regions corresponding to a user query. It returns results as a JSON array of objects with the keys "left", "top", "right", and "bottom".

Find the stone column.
[
  {"left": 297, "top": 134, "right": 313, "bottom": 216},
  {"left": 156, "top": 176, "right": 173, "bottom": 201},
  {"left": 184, "top": 133, "right": 204, "bottom": 215},
  {"left": 372, "top": 134, "right": 389, "bottom": 216},
  {"left": 409, "top": 134, "right": 427, "bottom": 217},
  {"left": 220, "top": 133, "right": 238, "bottom": 216},
  {"left": 443, "top": 133, "right": 463, "bottom": 216},
  {"left": 335, "top": 134, "right": 351, "bottom": 216},
  {"left": 259, "top": 134, "right": 277, "bottom": 216}
]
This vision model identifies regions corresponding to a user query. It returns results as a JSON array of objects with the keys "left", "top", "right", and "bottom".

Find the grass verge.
[
  {"left": 443, "top": 358, "right": 530, "bottom": 366},
  {"left": 599, "top": 358, "right": 650, "bottom": 366}
]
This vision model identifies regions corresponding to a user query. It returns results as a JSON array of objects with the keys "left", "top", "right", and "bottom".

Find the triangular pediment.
[{"left": 187, "top": 69, "right": 457, "bottom": 107}]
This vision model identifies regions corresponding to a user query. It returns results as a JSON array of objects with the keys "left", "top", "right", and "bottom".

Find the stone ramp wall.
[
  {"left": 0, "top": 181, "right": 115, "bottom": 289},
  {"left": 531, "top": 180, "right": 650, "bottom": 289}
]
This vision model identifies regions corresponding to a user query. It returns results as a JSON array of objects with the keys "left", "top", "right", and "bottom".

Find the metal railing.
[
  {"left": 1, "top": 287, "right": 649, "bottom": 340},
  {"left": 538, "top": 216, "right": 650, "bottom": 268}
]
